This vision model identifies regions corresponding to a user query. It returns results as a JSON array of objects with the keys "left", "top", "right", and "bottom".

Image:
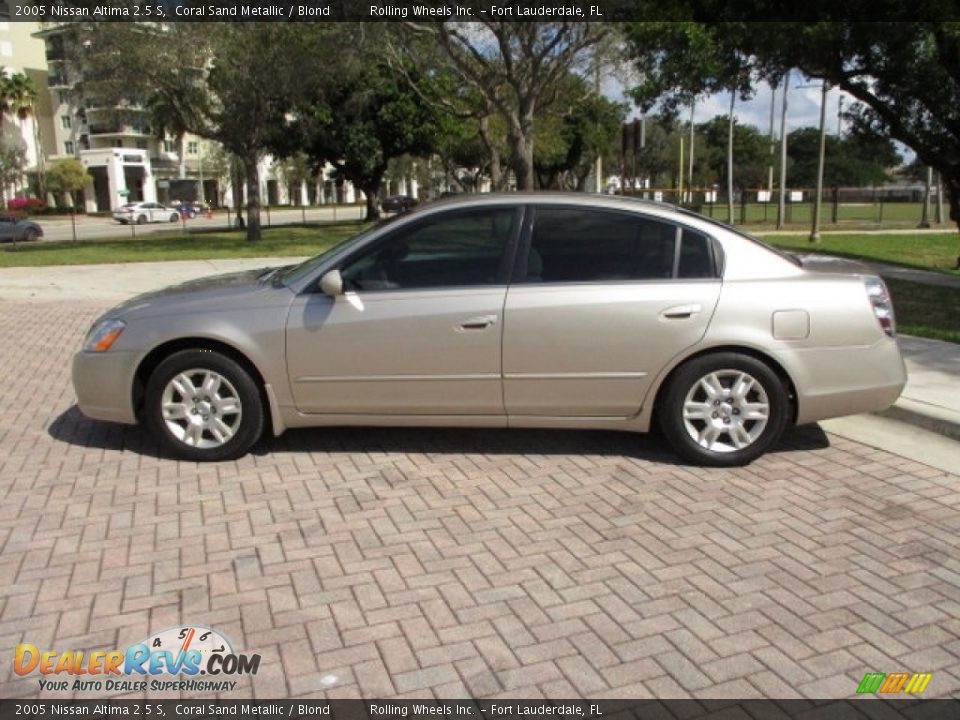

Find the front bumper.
[{"left": 72, "top": 350, "right": 140, "bottom": 425}]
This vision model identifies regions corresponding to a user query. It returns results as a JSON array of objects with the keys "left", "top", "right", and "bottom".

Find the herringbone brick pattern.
[{"left": 1, "top": 300, "right": 959, "bottom": 699}]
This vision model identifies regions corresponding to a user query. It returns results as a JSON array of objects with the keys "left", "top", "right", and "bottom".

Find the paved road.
[
  {"left": 35, "top": 206, "right": 366, "bottom": 242},
  {"left": 1, "top": 298, "right": 959, "bottom": 700}
]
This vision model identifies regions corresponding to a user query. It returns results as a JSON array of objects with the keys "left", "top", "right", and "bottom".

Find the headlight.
[{"left": 83, "top": 319, "right": 126, "bottom": 352}]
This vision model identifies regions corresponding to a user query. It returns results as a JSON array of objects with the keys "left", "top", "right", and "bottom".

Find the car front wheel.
[
  {"left": 24, "top": 229, "right": 39, "bottom": 242},
  {"left": 659, "top": 353, "right": 790, "bottom": 467},
  {"left": 170, "top": 213, "right": 180, "bottom": 222},
  {"left": 144, "top": 349, "right": 264, "bottom": 461}
]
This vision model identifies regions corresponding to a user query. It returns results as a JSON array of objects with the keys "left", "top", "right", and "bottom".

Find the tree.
[
  {"left": 698, "top": 115, "right": 769, "bottom": 193},
  {"left": 627, "top": 14, "right": 960, "bottom": 238},
  {"left": 278, "top": 49, "right": 446, "bottom": 221},
  {"left": 79, "top": 22, "right": 325, "bottom": 241},
  {"left": 0, "top": 141, "right": 28, "bottom": 206},
  {"left": 787, "top": 126, "right": 901, "bottom": 188},
  {"left": 396, "top": 22, "right": 608, "bottom": 190},
  {"left": 45, "top": 158, "right": 91, "bottom": 207},
  {"left": 0, "top": 72, "right": 38, "bottom": 205},
  {"left": 624, "top": 22, "right": 754, "bottom": 220},
  {"left": 0, "top": 72, "right": 37, "bottom": 141},
  {"left": 534, "top": 76, "right": 627, "bottom": 190}
]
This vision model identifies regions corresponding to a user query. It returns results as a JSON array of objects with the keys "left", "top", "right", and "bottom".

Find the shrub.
[{"left": 6, "top": 197, "right": 46, "bottom": 215}]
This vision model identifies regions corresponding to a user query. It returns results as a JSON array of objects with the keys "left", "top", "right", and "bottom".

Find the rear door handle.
[
  {"left": 458, "top": 314, "right": 498, "bottom": 330},
  {"left": 661, "top": 304, "right": 702, "bottom": 319}
]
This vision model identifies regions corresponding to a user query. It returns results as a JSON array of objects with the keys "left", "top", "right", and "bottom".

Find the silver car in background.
[
  {"left": 113, "top": 201, "right": 181, "bottom": 225},
  {"left": 73, "top": 193, "right": 906, "bottom": 466}
]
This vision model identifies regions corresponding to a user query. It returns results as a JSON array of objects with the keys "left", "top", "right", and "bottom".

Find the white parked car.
[{"left": 113, "top": 202, "right": 181, "bottom": 225}]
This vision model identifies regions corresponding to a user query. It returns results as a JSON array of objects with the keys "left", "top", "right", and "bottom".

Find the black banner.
[
  {"left": 5, "top": 0, "right": 960, "bottom": 22},
  {"left": 2, "top": 700, "right": 960, "bottom": 720}
]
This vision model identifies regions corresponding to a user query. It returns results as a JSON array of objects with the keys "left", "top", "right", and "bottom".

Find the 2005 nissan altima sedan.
[{"left": 72, "top": 193, "right": 906, "bottom": 466}]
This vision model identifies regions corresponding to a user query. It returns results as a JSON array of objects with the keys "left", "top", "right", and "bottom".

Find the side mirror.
[{"left": 319, "top": 269, "right": 344, "bottom": 297}]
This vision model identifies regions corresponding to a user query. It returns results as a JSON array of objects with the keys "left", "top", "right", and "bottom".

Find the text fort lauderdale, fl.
[{"left": 368, "top": 4, "right": 604, "bottom": 17}]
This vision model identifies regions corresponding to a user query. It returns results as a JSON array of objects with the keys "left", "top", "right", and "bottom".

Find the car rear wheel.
[
  {"left": 144, "top": 349, "right": 264, "bottom": 461},
  {"left": 658, "top": 353, "right": 790, "bottom": 467},
  {"left": 137, "top": 214, "right": 147, "bottom": 225}
]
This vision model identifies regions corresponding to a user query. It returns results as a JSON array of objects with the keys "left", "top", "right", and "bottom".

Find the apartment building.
[{"left": 4, "top": 21, "right": 425, "bottom": 212}]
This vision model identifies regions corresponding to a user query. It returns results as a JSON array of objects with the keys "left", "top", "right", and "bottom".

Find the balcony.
[
  {"left": 47, "top": 72, "right": 69, "bottom": 88},
  {"left": 45, "top": 43, "right": 65, "bottom": 62}
]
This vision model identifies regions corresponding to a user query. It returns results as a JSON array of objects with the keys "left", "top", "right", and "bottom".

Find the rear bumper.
[
  {"left": 793, "top": 337, "right": 907, "bottom": 425},
  {"left": 72, "top": 350, "right": 140, "bottom": 425}
]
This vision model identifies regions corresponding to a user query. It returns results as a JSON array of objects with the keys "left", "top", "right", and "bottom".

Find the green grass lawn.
[
  {"left": 0, "top": 224, "right": 366, "bottom": 268},
  {"left": 759, "top": 232, "right": 960, "bottom": 276},
  {"left": 884, "top": 278, "right": 960, "bottom": 344}
]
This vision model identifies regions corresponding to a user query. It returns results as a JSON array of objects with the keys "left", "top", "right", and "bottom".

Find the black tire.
[
  {"left": 658, "top": 352, "right": 790, "bottom": 467},
  {"left": 24, "top": 229, "right": 39, "bottom": 242},
  {"left": 170, "top": 213, "right": 180, "bottom": 222},
  {"left": 144, "top": 349, "right": 265, "bottom": 462},
  {"left": 137, "top": 214, "right": 147, "bottom": 225}
]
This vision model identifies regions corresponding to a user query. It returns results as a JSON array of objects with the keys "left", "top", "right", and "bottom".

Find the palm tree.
[
  {"left": 0, "top": 71, "right": 38, "bottom": 139},
  {"left": 0, "top": 72, "right": 38, "bottom": 204}
]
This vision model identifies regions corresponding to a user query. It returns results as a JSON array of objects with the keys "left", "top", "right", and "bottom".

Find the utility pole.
[
  {"left": 678, "top": 136, "right": 684, "bottom": 205},
  {"left": 727, "top": 91, "right": 735, "bottom": 224},
  {"left": 687, "top": 101, "right": 695, "bottom": 204},
  {"left": 776, "top": 71, "right": 790, "bottom": 230},
  {"left": 198, "top": 140, "right": 205, "bottom": 205},
  {"left": 593, "top": 58, "right": 603, "bottom": 193},
  {"left": 767, "top": 79, "right": 777, "bottom": 196},
  {"left": 810, "top": 82, "right": 828, "bottom": 242}
]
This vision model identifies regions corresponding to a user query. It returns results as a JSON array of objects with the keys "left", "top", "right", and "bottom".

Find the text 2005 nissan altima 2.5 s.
[{"left": 72, "top": 193, "right": 906, "bottom": 466}]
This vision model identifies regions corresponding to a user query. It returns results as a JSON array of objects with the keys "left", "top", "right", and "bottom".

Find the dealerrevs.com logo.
[{"left": 15, "top": 625, "right": 260, "bottom": 693}]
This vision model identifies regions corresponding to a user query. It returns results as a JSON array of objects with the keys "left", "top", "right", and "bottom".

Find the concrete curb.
[{"left": 878, "top": 399, "right": 960, "bottom": 442}]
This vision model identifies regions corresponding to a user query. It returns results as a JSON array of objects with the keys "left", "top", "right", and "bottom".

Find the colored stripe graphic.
[{"left": 857, "top": 672, "right": 932, "bottom": 694}]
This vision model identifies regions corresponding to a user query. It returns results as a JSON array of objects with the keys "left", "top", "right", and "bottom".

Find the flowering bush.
[{"left": 6, "top": 197, "right": 46, "bottom": 215}]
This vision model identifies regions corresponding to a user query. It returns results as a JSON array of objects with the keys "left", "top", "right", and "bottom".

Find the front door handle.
[
  {"left": 661, "top": 304, "right": 702, "bottom": 319},
  {"left": 458, "top": 314, "right": 498, "bottom": 330}
]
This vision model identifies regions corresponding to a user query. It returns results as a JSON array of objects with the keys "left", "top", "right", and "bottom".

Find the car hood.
[{"left": 106, "top": 266, "right": 294, "bottom": 319}]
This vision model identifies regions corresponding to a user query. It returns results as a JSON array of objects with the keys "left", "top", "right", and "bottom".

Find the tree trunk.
[
  {"left": 510, "top": 131, "right": 535, "bottom": 191},
  {"left": 244, "top": 154, "right": 261, "bottom": 242},
  {"left": 478, "top": 115, "right": 503, "bottom": 192},
  {"left": 363, "top": 185, "right": 380, "bottom": 221}
]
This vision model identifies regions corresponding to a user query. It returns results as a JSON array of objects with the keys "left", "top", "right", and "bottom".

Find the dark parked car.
[
  {"left": 176, "top": 201, "right": 205, "bottom": 219},
  {"left": 0, "top": 215, "right": 43, "bottom": 242},
  {"left": 380, "top": 195, "right": 418, "bottom": 214}
]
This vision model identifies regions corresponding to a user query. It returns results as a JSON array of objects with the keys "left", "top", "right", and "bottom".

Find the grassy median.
[
  {"left": 761, "top": 232, "right": 960, "bottom": 276},
  {"left": 0, "top": 224, "right": 367, "bottom": 268}
]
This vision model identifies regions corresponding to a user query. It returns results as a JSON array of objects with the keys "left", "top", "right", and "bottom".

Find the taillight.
[{"left": 864, "top": 276, "right": 896, "bottom": 336}]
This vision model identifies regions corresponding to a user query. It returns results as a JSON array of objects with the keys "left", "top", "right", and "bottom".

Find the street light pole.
[
  {"left": 687, "top": 101, "right": 695, "bottom": 204},
  {"left": 810, "top": 82, "right": 828, "bottom": 242},
  {"left": 776, "top": 71, "right": 790, "bottom": 230}
]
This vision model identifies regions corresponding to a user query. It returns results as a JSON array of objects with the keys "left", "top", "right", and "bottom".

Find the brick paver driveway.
[{"left": 1, "top": 299, "right": 959, "bottom": 700}]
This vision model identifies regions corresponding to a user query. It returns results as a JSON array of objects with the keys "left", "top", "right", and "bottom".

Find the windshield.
[{"left": 279, "top": 218, "right": 397, "bottom": 286}]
